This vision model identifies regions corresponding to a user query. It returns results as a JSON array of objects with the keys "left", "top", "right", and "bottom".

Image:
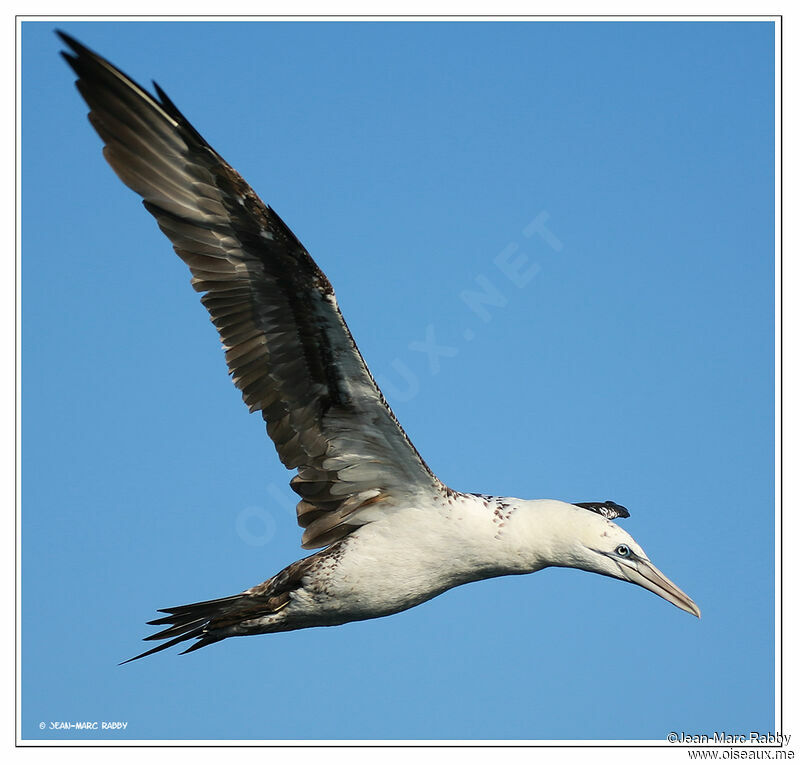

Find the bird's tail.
[
  {"left": 122, "top": 555, "right": 315, "bottom": 663},
  {"left": 120, "top": 592, "right": 260, "bottom": 664}
]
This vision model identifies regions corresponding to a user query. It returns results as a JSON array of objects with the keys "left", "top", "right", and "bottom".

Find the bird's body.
[
  {"left": 57, "top": 31, "right": 700, "bottom": 663},
  {"left": 151, "top": 497, "right": 637, "bottom": 646},
  {"left": 250, "top": 495, "right": 548, "bottom": 632}
]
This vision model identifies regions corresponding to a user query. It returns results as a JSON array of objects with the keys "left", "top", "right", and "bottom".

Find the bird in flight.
[{"left": 58, "top": 31, "right": 700, "bottom": 662}]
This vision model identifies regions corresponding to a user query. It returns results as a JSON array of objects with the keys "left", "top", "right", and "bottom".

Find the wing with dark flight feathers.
[{"left": 59, "top": 31, "right": 443, "bottom": 549}]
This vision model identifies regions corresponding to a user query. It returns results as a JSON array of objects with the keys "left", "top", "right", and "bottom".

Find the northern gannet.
[{"left": 57, "top": 32, "right": 700, "bottom": 663}]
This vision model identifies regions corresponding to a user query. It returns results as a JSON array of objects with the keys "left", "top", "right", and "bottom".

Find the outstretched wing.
[{"left": 59, "top": 32, "right": 444, "bottom": 549}]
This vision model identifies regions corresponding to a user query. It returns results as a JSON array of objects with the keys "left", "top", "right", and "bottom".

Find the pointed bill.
[{"left": 622, "top": 559, "right": 701, "bottom": 618}]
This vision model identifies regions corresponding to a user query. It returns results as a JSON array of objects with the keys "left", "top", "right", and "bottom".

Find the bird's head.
[{"left": 515, "top": 499, "right": 701, "bottom": 618}]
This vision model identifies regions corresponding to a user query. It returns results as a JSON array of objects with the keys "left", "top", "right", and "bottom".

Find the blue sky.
[{"left": 21, "top": 20, "right": 775, "bottom": 741}]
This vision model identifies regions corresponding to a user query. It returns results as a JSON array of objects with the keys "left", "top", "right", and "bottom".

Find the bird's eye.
[{"left": 615, "top": 544, "right": 631, "bottom": 557}]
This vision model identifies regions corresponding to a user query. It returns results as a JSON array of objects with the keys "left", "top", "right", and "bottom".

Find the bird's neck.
[
  {"left": 426, "top": 494, "right": 576, "bottom": 580},
  {"left": 486, "top": 497, "right": 591, "bottom": 574}
]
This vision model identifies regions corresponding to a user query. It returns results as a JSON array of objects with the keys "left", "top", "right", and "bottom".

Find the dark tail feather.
[{"left": 120, "top": 593, "right": 251, "bottom": 664}]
